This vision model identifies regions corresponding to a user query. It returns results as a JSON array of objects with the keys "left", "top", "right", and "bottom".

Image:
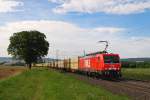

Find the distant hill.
[
  {"left": 44, "top": 58, "right": 56, "bottom": 62},
  {"left": 0, "top": 57, "right": 13, "bottom": 62},
  {"left": 0, "top": 57, "right": 56, "bottom": 63},
  {"left": 121, "top": 58, "right": 150, "bottom": 62},
  {"left": 0, "top": 57, "right": 25, "bottom": 66}
]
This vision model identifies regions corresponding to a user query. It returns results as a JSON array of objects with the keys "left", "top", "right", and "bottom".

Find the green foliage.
[
  {"left": 0, "top": 62, "right": 6, "bottom": 65},
  {"left": 0, "top": 69, "right": 129, "bottom": 100},
  {"left": 122, "top": 68, "right": 150, "bottom": 80},
  {"left": 121, "top": 61, "right": 150, "bottom": 68},
  {"left": 7, "top": 31, "right": 49, "bottom": 68}
]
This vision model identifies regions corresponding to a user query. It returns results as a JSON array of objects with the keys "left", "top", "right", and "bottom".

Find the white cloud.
[
  {"left": 49, "top": 0, "right": 150, "bottom": 14},
  {"left": 0, "top": 0, "right": 23, "bottom": 13},
  {"left": 94, "top": 27, "right": 124, "bottom": 34},
  {"left": 0, "top": 20, "right": 150, "bottom": 58}
]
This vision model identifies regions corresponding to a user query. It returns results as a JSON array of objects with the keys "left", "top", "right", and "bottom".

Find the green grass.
[
  {"left": 0, "top": 68, "right": 129, "bottom": 100},
  {"left": 122, "top": 68, "right": 150, "bottom": 81}
]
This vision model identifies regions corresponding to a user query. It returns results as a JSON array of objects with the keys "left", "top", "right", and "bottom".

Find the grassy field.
[
  {"left": 0, "top": 68, "right": 129, "bottom": 100},
  {"left": 122, "top": 68, "right": 150, "bottom": 81}
]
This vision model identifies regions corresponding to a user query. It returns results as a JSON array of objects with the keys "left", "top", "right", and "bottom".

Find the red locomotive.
[
  {"left": 78, "top": 41, "right": 121, "bottom": 78},
  {"left": 79, "top": 52, "right": 121, "bottom": 77}
]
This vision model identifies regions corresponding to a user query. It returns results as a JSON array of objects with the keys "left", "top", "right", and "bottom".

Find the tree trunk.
[{"left": 29, "top": 63, "right": 32, "bottom": 70}]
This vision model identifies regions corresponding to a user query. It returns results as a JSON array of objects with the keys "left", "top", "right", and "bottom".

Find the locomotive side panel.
[
  {"left": 96, "top": 55, "right": 104, "bottom": 71},
  {"left": 79, "top": 58, "right": 84, "bottom": 71},
  {"left": 79, "top": 56, "right": 102, "bottom": 72},
  {"left": 79, "top": 57, "right": 90, "bottom": 72},
  {"left": 90, "top": 57, "right": 97, "bottom": 72}
]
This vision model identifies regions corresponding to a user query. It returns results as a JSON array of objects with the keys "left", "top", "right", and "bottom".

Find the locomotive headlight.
[{"left": 109, "top": 68, "right": 112, "bottom": 70}]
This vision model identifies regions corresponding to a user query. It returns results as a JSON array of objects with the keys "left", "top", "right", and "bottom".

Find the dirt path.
[
  {"left": 0, "top": 67, "right": 26, "bottom": 80},
  {"left": 67, "top": 73, "right": 150, "bottom": 100}
]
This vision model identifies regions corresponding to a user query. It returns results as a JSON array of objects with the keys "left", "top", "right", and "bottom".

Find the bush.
[{"left": 121, "top": 61, "right": 150, "bottom": 68}]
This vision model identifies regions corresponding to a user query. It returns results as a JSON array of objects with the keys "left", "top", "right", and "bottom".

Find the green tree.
[{"left": 7, "top": 31, "right": 49, "bottom": 69}]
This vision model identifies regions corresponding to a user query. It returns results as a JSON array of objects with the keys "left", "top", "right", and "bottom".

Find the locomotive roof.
[
  {"left": 79, "top": 51, "right": 119, "bottom": 59},
  {"left": 85, "top": 51, "right": 108, "bottom": 56}
]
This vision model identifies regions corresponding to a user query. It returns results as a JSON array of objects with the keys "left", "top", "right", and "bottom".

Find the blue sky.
[{"left": 0, "top": 0, "right": 150, "bottom": 58}]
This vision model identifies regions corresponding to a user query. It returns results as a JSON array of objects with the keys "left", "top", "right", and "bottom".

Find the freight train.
[
  {"left": 48, "top": 51, "right": 121, "bottom": 78},
  {"left": 42, "top": 41, "right": 122, "bottom": 78}
]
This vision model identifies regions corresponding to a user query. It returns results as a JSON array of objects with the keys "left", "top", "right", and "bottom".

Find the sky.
[{"left": 0, "top": 0, "right": 150, "bottom": 58}]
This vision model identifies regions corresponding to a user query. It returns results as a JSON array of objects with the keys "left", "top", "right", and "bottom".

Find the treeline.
[{"left": 121, "top": 61, "right": 150, "bottom": 68}]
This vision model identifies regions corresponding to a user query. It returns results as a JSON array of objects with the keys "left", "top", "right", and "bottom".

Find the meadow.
[
  {"left": 0, "top": 67, "right": 129, "bottom": 100},
  {"left": 122, "top": 68, "right": 150, "bottom": 81}
]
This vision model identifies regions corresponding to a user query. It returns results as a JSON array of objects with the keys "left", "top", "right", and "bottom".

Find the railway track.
[
  {"left": 67, "top": 72, "right": 150, "bottom": 100},
  {"left": 110, "top": 80, "right": 150, "bottom": 100},
  {"left": 52, "top": 68, "right": 150, "bottom": 100}
]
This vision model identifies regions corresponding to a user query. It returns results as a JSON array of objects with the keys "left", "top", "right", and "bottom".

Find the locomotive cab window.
[{"left": 103, "top": 55, "right": 119, "bottom": 63}]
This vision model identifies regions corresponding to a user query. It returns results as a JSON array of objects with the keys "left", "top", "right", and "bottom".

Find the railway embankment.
[{"left": 68, "top": 72, "right": 150, "bottom": 100}]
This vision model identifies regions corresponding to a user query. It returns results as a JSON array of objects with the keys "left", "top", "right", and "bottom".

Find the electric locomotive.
[{"left": 78, "top": 41, "right": 122, "bottom": 78}]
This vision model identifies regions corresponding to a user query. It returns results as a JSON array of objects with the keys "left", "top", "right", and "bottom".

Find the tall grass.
[
  {"left": 0, "top": 68, "right": 129, "bottom": 100},
  {"left": 122, "top": 68, "right": 150, "bottom": 80}
]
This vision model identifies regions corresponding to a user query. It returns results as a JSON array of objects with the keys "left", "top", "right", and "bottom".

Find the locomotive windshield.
[{"left": 103, "top": 55, "right": 120, "bottom": 63}]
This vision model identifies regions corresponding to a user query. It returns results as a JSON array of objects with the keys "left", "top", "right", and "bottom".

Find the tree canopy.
[{"left": 7, "top": 30, "right": 49, "bottom": 69}]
